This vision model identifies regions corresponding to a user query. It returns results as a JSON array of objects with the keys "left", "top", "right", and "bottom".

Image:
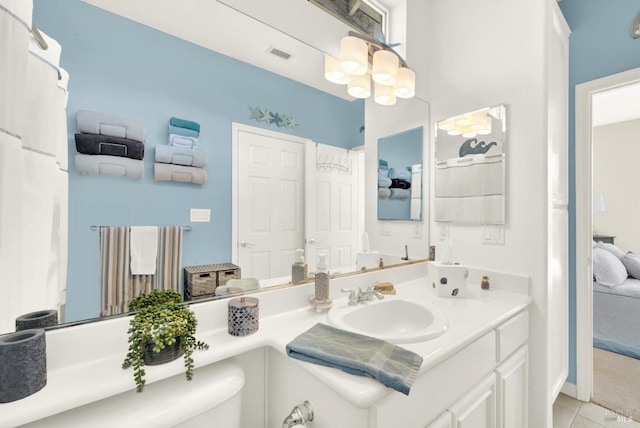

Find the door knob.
[
  {"left": 307, "top": 238, "right": 319, "bottom": 245},
  {"left": 240, "top": 241, "right": 256, "bottom": 248}
]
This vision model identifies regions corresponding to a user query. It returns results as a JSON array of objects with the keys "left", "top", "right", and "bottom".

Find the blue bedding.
[{"left": 593, "top": 282, "right": 640, "bottom": 360}]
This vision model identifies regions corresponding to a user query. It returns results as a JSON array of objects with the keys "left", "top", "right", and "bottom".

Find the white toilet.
[{"left": 22, "top": 358, "right": 245, "bottom": 428}]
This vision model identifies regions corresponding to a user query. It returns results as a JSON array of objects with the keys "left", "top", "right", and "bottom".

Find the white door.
[
  {"left": 495, "top": 346, "right": 528, "bottom": 428},
  {"left": 234, "top": 124, "right": 307, "bottom": 280},
  {"left": 305, "top": 142, "right": 360, "bottom": 274},
  {"left": 449, "top": 374, "right": 497, "bottom": 428}
]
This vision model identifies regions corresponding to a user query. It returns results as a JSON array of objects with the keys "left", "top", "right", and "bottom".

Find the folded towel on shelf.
[
  {"left": 390, "top": 188, "right": 410, "bottom": 199},
  {"left": 168, "top": 124, "right": 199, "bottom": 138},
  {"left": 390, "top": 178, "right": 411, "bottom": 190},
  {"left": 379, "top": 159, "right": 389, "bottom": 168},
  {"left": 77, "top": 110, "right": 145, "bottom": 143},
  {"left": 286, "top": 323, "right": 423, "bottom": 395},
  {"left": 154, "top": 162, "right": 207, "bottom": 184},
  {"left": 75, "top": 133, "right": 145, "bottom": 160},
  {"left": 388, "top": 167, "right": 412, "bottom": 181},
  {"left": 379, "top": 188, "right": 391, "bottom": 198},
  {"left": 129, "top": 226, "right": 158, "bottom": 275},
  {"left": 75, "top": 153, "right": 143, "bottom": 179},
  {"left": 169, "top": 133, "right": 198, "bottom": 148},
  {"left": 169, "top": 116, "right": 200, "bottom": 133},
  {"left": 378, "top": 176, "right": 392, "bottom": 188},
  {"left": 379, "top": 168, "right": 389, "bottom": 176},
  {"left": 155, "top": 144, "right": 207, "bottom": 168}
]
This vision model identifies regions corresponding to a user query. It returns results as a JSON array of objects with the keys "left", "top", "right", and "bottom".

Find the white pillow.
[
  {"left": 622, "top": 252, "right": 640, "bottom": 280},
  {"left": 592, "top": 247, "right": 628, "bottom": 287},
  {"left": 594, "top": 241, "right": 625, "bottom": 260}
]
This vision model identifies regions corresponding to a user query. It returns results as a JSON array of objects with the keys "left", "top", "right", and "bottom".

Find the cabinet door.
[
  {"left": 496, "top": 345, "right": 528, "bottom": 428},
  {"left": 449, "top": 374, "right": 496, "bottom": 428},
  {"left": 426, "top": 412, "right": 453, "bottom": 428}
]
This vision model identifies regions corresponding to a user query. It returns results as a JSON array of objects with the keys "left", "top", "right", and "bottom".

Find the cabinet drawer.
[{"left": 496, "top": 311, "right": 528, "bottom": 362}]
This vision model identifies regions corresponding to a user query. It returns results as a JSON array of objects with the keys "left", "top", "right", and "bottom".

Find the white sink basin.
[{"left": 327, "top": 298, "right": 448, "bottom": 344}]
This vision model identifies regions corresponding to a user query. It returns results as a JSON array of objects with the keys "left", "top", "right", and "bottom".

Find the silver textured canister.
[{"left": 228, "top": 297, "right": 259, "bottom": 337}]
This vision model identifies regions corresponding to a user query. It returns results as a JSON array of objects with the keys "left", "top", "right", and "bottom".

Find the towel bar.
[{"left": 90, "top": 225, "right": 192, "bottom": 231}]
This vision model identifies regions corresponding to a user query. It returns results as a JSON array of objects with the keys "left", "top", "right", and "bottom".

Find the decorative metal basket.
[{"left": 143, "top": 336, "right": 184, "bottom": 366}]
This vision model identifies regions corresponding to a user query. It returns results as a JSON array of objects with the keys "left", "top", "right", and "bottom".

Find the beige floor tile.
[
  {"left": 556, "top": 393, "right": 584, "bottom": 413},
  {"left": 571, "top": 415, "right": 606, "bottom": 428},
  {"left": 555, "top": 404, "right": 578, "bottom": 428},
  {"left": 579, "top": 402, "right": 640, "bottom": 428}
]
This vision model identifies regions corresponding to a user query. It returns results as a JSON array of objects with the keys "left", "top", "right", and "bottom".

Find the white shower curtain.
[{"left": 0, "top": 0, "right": 69, "bottom": 332}]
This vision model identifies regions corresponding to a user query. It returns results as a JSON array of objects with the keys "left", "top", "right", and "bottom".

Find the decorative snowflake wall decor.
[{"left": 249, "top": 106, "right": 298, "bottom": 129}]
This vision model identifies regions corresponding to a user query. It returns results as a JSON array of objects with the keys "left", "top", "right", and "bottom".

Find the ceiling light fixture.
[
  {"left": 324, "top": 31, "right": 416, "bottom": 106},
  {"left": 439, "top": 109, "right": 493, "bottom": 138}
]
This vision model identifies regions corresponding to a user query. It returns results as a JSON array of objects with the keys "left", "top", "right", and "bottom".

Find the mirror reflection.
[
  {"left": 0, "top": 0, "right": 428, "bottom": 334},
  {"left": 377, "top": 127, "right": 423, "bottom": 221},
  {"left": 434, "top": 105, "right": 507, "bottom": 224}
]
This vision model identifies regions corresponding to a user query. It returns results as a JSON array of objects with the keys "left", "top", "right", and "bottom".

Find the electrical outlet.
[
  {"left": 190, "top": 208, "right": 211, "bottom": 222},
  {"left": 413, "top": 222, "right": 423, "bottom": 239},
  {"left": 439, "top": 222, "right": 449, "bottom": 239},
  {"left": 380, "top": 222, "right": 391, "bottom": 236}
]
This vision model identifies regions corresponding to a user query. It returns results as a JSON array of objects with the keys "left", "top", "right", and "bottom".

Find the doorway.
[
  {"left": 231, "top": 123, "right": 362, "bottom": 281},
  {"left": 575, "top": 67, "right": 640, "bottom": 404}
]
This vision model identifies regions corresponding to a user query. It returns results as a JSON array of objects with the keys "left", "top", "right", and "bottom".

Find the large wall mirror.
[
  {"left": 377, "top": 126, "right": 423, "bottom": 221},
  {"left": 434, "top": 104, "right": 507, "bottom": 224},
  {"left": 1, "top": 0, "right": 426, "bottom": 335}
]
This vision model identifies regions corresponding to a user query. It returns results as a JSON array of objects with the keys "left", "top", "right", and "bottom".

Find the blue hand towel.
[
  {"left": 286, "top": 323, "right": 423, "bottom": 395},
  {"left": 170, "top": 117, "right": 200, "bottom": 133}
]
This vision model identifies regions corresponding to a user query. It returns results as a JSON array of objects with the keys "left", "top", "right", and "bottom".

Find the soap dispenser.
[
  {"left": 310, "top": 254, "right": 332, "bottom": 312},
  {"left": 292, "top": 249, "right": 308, "bottom": 284}
]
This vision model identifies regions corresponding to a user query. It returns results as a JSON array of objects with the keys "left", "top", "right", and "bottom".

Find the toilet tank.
[{"left": 22, "top": 358, "right": 245, "bottom": 428}]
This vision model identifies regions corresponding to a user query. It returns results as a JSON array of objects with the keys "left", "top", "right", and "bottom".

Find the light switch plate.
[
  {"left": 482, "top": 225, "right": 505, "bottom": 245},
  {"left": 190, "top": 208, "right": 211, "bottom": 222}
]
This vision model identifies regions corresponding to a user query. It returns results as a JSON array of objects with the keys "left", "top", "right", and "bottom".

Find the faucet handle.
[
  {"left": 340, "top": 288, "right": 359, "bottom": 305},
  {"left": 365, "top": 281, "right": 379, "bottom": 291}
]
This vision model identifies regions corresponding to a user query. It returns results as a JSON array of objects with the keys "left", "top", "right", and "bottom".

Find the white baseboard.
[{"left": 561, "top": 381, "right": 577, "bottom": 399}]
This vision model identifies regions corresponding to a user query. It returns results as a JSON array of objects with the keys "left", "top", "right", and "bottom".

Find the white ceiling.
[
  {"left": 592, "top": 81, "right": 640, "bottom": 127},
  {"left": 83, "top": 0, "right": 388, "bottom": 102}
]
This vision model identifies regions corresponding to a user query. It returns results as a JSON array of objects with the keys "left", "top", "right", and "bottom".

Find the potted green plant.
[{"left": 122, "top": 289, "right": 209, "bottom": 392}]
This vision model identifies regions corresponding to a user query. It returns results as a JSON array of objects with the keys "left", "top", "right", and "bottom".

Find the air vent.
[{"left": 267, "top": 46, "right": 292, "bottom": 60}]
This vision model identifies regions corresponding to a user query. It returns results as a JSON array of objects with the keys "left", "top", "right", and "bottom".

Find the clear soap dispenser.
[
  {"left": 292, "top": 249, "right": 308, "bottom": 284},
  {"left": 310, "top": 254, "right": 332, "bottom": 312}
]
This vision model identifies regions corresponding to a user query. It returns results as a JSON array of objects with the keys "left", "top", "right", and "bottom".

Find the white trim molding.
[{"left": 575, "top": 66, "right": 640, "bottom": 402}]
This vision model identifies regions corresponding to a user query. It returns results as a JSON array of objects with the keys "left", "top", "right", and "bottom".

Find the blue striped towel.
[{"left": 286, "top": 323, "right": 423, "bottom": 395}]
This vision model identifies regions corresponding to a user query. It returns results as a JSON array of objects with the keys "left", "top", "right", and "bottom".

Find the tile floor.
[{"left": 554, "top": 393, "right": 640, "bottom": 428}]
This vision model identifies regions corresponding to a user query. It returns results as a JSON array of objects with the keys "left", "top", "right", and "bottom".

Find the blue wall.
[
  {"left": 33, "top": 0, "right": 364, "bottom": 322},
  {"left": 559, "top": 0, "right": 640, "bottom": 384}
]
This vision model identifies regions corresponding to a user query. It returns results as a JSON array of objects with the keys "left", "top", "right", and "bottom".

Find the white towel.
[
  {"left": 169, "top": 133, "right": 198, "bottom": 148},
  {"left": 75, "top": 154, "right": 144, "bottom": 179},
  {"left": 435, "top": 154, "right": 504, "bottom": 198},
  {"left": 130, "top": 227, "right": 158, "bottom": 275}
]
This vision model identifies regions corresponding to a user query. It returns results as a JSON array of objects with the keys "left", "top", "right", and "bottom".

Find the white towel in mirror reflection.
[
  {"left": 434, "top": 154, "right": 505, "bottom": 224},
  {"left": 129, "top": 226, "right": 159, "bottom": 275}
]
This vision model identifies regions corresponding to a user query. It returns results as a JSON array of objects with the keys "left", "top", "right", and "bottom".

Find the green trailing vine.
[{"left": 122, "top": 290, "right": 209, "bottom": 392}]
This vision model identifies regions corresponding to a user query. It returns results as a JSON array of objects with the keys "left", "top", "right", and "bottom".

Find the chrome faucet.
[{"left": 341, "top": 283, "right": 384, "bottom": 306}]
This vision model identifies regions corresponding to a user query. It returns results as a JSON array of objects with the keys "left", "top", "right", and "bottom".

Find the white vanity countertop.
[{"left": 0, "top": 262, "right": 531, "bottom": 427}]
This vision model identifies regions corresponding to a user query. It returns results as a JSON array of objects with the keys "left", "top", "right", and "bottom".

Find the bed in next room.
[{"left": 592, "top": 240, "right": 640, "bottom": 359}]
